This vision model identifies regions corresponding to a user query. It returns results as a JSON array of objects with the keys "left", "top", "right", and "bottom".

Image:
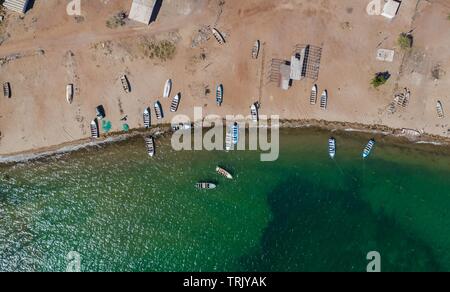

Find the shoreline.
[{"left": 1, "top": 119, "right": 448, "bottom": 164}]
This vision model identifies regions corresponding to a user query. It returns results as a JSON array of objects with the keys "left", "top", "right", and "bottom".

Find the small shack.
[
  {"left": 2, "top": 0, "right": 30, "bottom": 13},
  {"left": 129, "top": 0, "right": 157, "bottom": 25},
  {"left": 381, "top": 0, "right": 401, "bottom": 19}
]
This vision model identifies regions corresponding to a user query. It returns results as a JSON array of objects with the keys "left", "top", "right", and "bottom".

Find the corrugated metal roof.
[
  {"left": 129, "top": 0, "right": 156, "bottom": 25},
  {"left": 3, "top": 0, "right": 29, "bottom": 13}
]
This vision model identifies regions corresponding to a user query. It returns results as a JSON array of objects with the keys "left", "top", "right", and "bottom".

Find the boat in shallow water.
[
  {"left": 252, "top": 40, "right": 260, "bottom": 59},
  {"left": 90, "top": 119, "right": 99, "bottom": 139},
  {"left": 310, "top": 84, "right": 318, "bottom": 105},
  {"left": 163, "top": 79, "right": 172, "bottom": 98},
  {"left": 216, "top": 167, "right": 233, "bottom": 180},
  {"left": 328, "top": 137, "right": 336, "bottom": 159},
  {"left": 154, "top": 101, "right": 164, "bottom": 120},
  {"left": 143, "top": 108, "right": 151, "bottom": 129},
  {"left": 170, "top": 93, "right": 181, "bottom": 112},
  {"left": 216, "top": 84, "right": 223, "bottom": 106},
  {"left": 145, "top": 136, "right": 155, "bottom": 157},
  {"left": 232, "top": 122, "right": 239, "bottom": 145},
  {"left": 363, "top": 139, "right": 376, "bottom": 159},
  {"left": 196, "top": 182, "right": 217, "bottom": 190}
]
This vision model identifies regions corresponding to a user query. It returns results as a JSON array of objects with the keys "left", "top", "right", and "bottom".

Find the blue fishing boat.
[
  {"left": 362, "top": 139, "right": 376, "bottom": 159},
  {"left": 328, "top": 137, "right": 336, "bottom": 159},
  {"left": 216, "top": 84, "right": 223, "bottom": 106},
  {"left": 232, "top": 122, "right": 239, "bottom": 145}
]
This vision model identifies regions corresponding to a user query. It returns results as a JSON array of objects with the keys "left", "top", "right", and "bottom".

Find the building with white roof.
[
  {"left": 2, "top": 0, "right": 30, "bottom": 13},
  {"left": 129, "top": 0, "right": 157, "bottom": 25},
  {"left": 381, "top": 0, "right": 401, "bottom": 19}
]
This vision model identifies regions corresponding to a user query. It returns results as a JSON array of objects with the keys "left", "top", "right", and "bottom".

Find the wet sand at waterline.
[{"left": 0, "top": 0, "right": 450, "bottom": 156}]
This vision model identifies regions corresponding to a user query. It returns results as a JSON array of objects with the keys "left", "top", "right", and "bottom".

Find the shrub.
[
  {"left": 371, "top": 72, "right": 391, "bottom": 88},
  {"left": 139, "top": 39, "right": 176, "bottom": 61},
  {"left": 398, "top": 33, "right": 413, "bottom": 50}
]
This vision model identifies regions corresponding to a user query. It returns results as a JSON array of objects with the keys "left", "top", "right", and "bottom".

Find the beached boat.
[
  {"left": 121, "top": 75, "right": 130, "bottom": 93},
  {"left": 66, "top": 84, "right": 74, "bottom": 104},
  {"left": 310, "top": 84, "right": 318, "bottom": 105},
  {"left": 216, "top": 84, "right": 223, "bottom": 106},
  {"left": 144, "top": 136, "right": 155, "bottom": 157},
  {"left": 437, "top": 101, "right": 445, "bottom": 119},
  {"left": 143, "top": 107, "right": 151, "bottom": 129},
  {"left": 196, "top": 182, "right": 217, "bottom": 190},
  {"left": 252, "top": 40, "right": 261, "bottom": 59},
  {"left": 250, "top": 103, "right": 259, "bottom": 122},
  {"left": 328, "top": 137, "right": 336, "bottom": 159},
  {"left": 154, "top": 101, "right": 164, "bottom": 120},
  {"left": 320, "top": 90, "right": 328, "bottom": 110},
  {"left": 163, "top": 79, "right": 172, "bottom": 98},
  {"left": 211, "top": 28, "right": 225, "bottom": 45},
  {"left": 362, "top": 139, "right": 376, "bottom": 159},
  {"left": 170, "top": 93, "right": 181, "bottom": 112},
  {"left": 232, "top": 122, "right": 239, "bottom": 145},
  {"left": 90, "top": 119, "right": 100, "bottom": 139},
  {"left": 3, "top": 82, "right": 11, "bottom": 98},
  {"left": 216, "top": 166, "right": 233, "bottom": 180},
  {"left": 225, "top": 132, "right": 233, "bottom": 152}
]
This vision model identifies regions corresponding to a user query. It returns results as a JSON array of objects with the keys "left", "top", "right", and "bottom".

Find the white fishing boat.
[
  {"left": 216, "top": 84, "right": 223, "bottom": 106},
  {"left": 216, "top": 167, "right": 233, "bottom": 180},
  {"left": 3, "top": 82, "right": 11, "bottom": 98},
  {"left": 66, "top": 84, "right": 74, "bottom": 104},
  {"left": 328, "top": 137, "right": 336, "bottom": 159},
  {"left": 310, "top": 84, "right": 318, "bottom": 105},
  {"left": 163, "top": 79, "right": 172, "bottom": 98},
  {"left": 90, "top": 119, "right": 99, "bottom": 139},
  {"left": 121, "top": 75, "right": 130, "bottom": 93},
  {"left": 196, "top": 182, "right": 217, "bottom": 190},
  {"left": 154, "top": 101, "right": 164, "bottom": 120},
  {"left": 362, "top": 139, "right": 376, "bottom": 159},
  {"left": 211, "top": 28, "right": 225, "bottom": 45},
  {"left": 252, "top": 40, "right": 261, "bottom": 59},
  {"left": 144, "top": 136, "right": 155, "bottom": 157},
  {"left": 320, "top": 90, "right": 328, "bottom": 110},
  {"left": 225, "top": 132, "right": 233, "bottom": 152},
  {"left": 250, "top": 103, "right": 259, "bottom": 123},
  {"left": 143, "top": 107, "right": 151, "bottom": 129},
  {"left": 170, "top": 93, "right": 181, "bottom": 112},
  {"left": 437, "top": 101, "right": 445, "bottom": 119},
  {"left": 232, "top": 122, "right": 239, "bottom": 145}
]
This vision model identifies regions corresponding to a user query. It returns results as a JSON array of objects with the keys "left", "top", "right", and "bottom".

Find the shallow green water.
[{"left": 0, "top": 128, "right": 449, "bottom": 272}]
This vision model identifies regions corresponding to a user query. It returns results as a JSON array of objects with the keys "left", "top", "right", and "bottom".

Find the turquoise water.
[{"left": 0, "top": 128, "right": 450, "bottom": 272}]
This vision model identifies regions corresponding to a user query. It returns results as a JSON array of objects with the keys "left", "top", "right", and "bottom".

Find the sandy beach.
[{"left": 0, "top": 0, "right": 449, "bottom": 157}]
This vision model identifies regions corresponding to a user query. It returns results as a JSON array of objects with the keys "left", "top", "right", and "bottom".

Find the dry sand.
[{"left": 0, "top": 0, "right": 449, "bottom": 156}]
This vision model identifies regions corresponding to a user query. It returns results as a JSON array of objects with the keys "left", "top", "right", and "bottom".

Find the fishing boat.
[
  {"left": 195, "top": 182, "right": 217, "bottom": 190},
  {"left": 252, "top": 40, "right": 261, "bottom": 59},
  {"left": 144, "top": 136, "right": 155, "bottom": 157},
  {"left": 66, "top": 84, "right": 74, "bottom": 104},
  {"left": 310, "top": 84, "right": 318, "bottom": 105},
  {"left": 163, "top": 79, "right": 172, "bottom": 98},
  {"left": 170, "top": 93, "right": 181, "bottom": 112},
  {"left": 216, "top": 167, "right": 233, "bottom": 180},
  {"left": 250, "top": 103, "right": 259, "bottom": 123},
  {"left": 216, "top": 84, "right": 223, "bottom": 106},
  {"left": 232, "top": 122, "right": 239, "bottom": 145},
  {"left": 154, "top": 101, "right": 164, "bottom": 120},
  {"left": 211, "top": 28, "right": 225, "bottom": 45},
  {"left": 225, "top": 132, "right": 233, "bottom": 152},
  {"left": 121, "top": 75, "right": 130, "bottom": 93},
  {"left": 3, "top": 82, "right": 11, "bottom": 98},
  {"left": 143, "top": 107, "right": 151, "bottom": 129},
  {"left": 362, "top": 139, "right": 376, "bottom": 159},
  {"left": 90, "top": 119, "right": 99, "bottom": 139},
  {"left": 437, "top": 101, "right": 445, "bottom": 118},
  {"left": 320, "top": 90, "right": 328, "bottom": 110},
  {"left": 328, "top": 137, "right": 336, "bottom": 159}
]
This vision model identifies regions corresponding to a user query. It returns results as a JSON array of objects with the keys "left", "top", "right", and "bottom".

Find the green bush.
[
  {"left": 139, "top": 39, "right": 176, "bottom": 62},
  {"left": 371, "top": 72, "right": 391, "bottom": 88},
  {"left": 398, "top": 33, "right": 413, "bottom": 50}
]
